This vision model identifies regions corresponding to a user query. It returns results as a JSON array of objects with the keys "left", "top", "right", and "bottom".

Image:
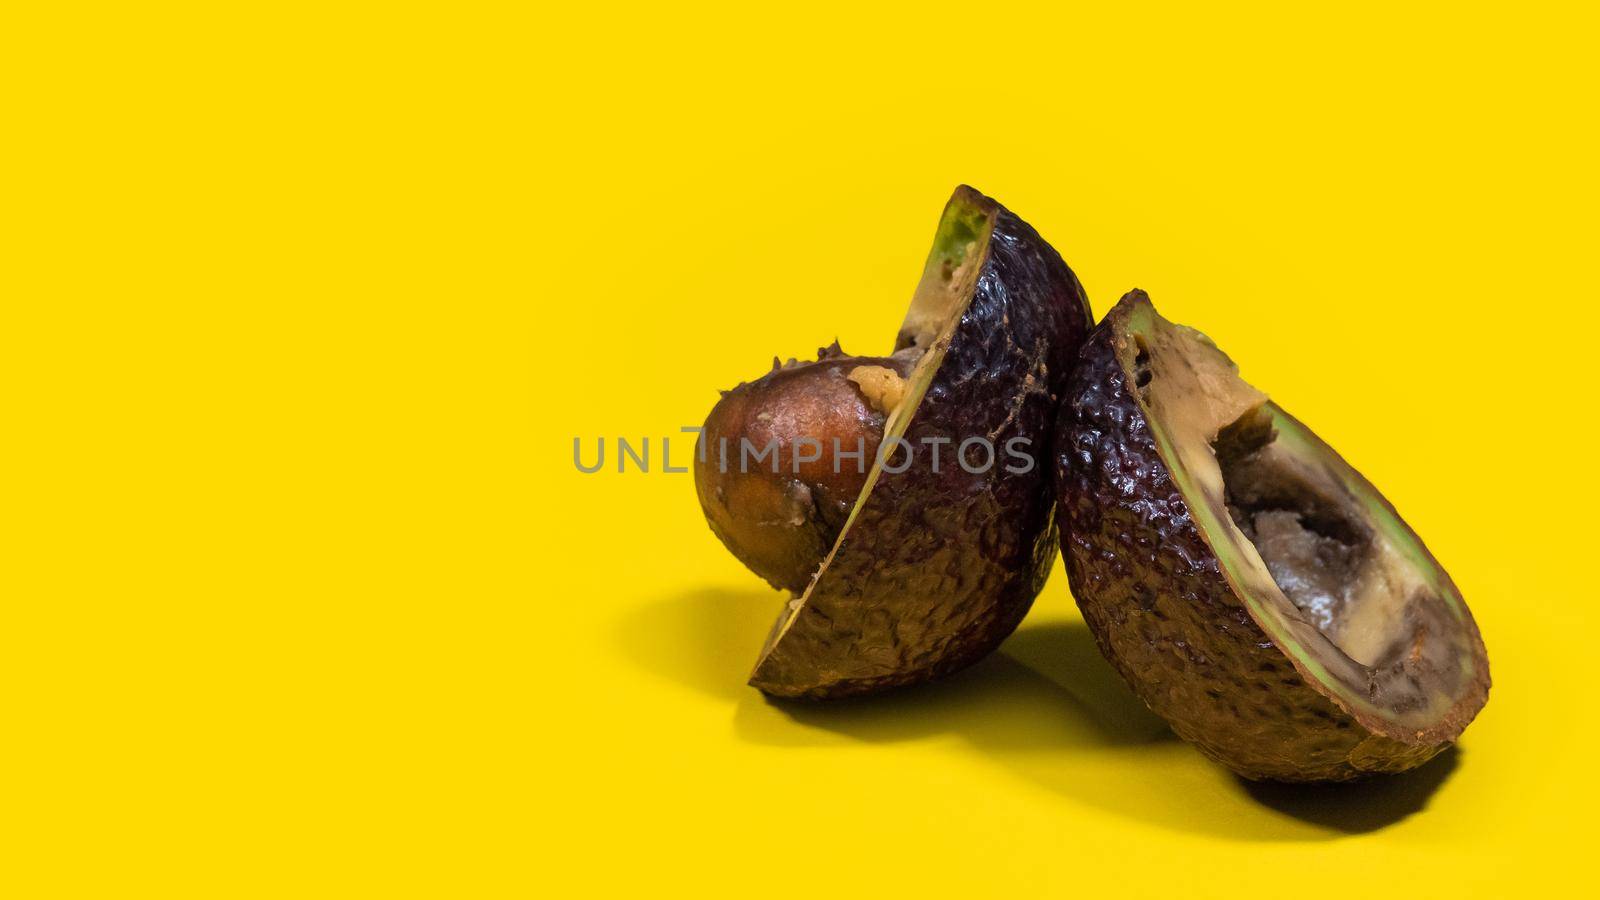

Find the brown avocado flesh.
[
  {"left": 747, "top": 186, "right": 1093, "bottom": 699},
  {"left": 1056, "top": 290, "right": 1489, "bottom": 780}
]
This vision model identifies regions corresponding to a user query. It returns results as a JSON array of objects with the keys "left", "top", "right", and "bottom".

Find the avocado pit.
[{"left": 694, "top": 344, "right": 917, "bottom": 594}]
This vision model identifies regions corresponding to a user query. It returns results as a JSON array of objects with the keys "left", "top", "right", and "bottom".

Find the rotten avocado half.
[
  {"left": 1055, "top": 290, "right": 1490, "bottom": 781},
  {"left": 704, "top": 186, "right": 1092, "bottom": 699}
]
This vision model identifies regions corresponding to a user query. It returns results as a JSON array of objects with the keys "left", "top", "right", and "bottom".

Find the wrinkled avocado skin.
[
  {"left": 751, "top": 193, "right": 1092, "bottom": 699},
  {"left": 1054, "top": 295, "right": 1448, "bottom": 781}
]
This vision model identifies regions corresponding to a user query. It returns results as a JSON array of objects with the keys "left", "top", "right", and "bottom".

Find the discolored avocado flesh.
[
  {"left": 695, "top": 344, "right": 916, "bottom": 594},
  {"left": 746, "top": 186, "right": 1093, "bottom": 699},
  {"left": 1055, "top": 290, "right": 1490, "bottom": 781}
]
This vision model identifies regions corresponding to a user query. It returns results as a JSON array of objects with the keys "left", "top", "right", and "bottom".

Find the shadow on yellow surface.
[
  {"left": 1241, "top": 747, "right": 1459, "bottom": 832},
  {"left": 620, "top": 586, "right": 1461, "bottom": 841},
  {"left": 617, "top": 585, "right": 788, "bottom": 702}
]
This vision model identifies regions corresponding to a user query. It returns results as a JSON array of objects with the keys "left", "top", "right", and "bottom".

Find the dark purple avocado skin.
[
  {"left": 750, "top": 190, "right": 1092, "bottom": 699},
  {"left": 1053, "top": 290, "right": 1461, "bottom": 781}
]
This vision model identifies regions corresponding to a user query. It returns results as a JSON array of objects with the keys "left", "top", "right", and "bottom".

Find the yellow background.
[{"left": 5, "top": 3, "right": 1597, "bottom": 896}]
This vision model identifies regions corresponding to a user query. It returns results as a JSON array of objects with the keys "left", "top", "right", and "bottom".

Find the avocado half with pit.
[
  {"left": 1055, "top": 290, "right": 1489, "bottom": 780},
  {"left": 743, "top": 186, "right": 1092, "bottom": 698}
]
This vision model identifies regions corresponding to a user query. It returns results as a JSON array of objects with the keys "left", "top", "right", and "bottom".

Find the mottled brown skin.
[
  {"left": 752, "top": 188, "right": 1092, "bottom": 699},
  {"left": 695, "top": 347, "right": 911, "bottom": 594},
  {"left": 1054, "top": 290, "right": 1490, "bottom": 781}
]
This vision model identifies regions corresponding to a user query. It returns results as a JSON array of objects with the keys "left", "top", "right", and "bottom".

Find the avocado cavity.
[{"left": 1214, "top": 405, "right": 1424, "bottom": 669}]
